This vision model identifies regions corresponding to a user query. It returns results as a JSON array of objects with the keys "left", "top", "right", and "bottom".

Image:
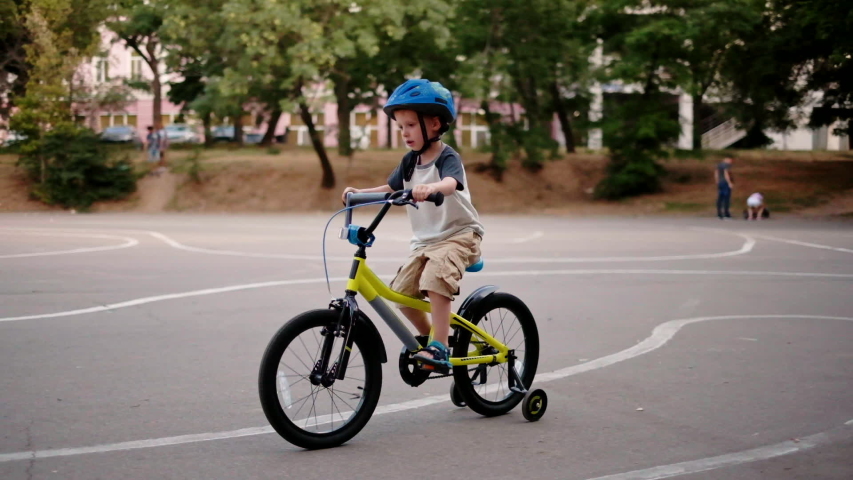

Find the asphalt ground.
[{"left": 1, "top": 212, "right": 851, "bottom": 480}]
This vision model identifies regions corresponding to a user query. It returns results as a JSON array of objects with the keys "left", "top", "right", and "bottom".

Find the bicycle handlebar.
[
  {"left": 342, "top": 190, "right": 444, "bottom": 234},
  {"left": 346, "top": 190, "right": 444, "bottom": 208}
]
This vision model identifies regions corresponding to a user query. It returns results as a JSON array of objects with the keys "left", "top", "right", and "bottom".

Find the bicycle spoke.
[{"left": 329, "top": 388, "right": 359, "bottom": 413}]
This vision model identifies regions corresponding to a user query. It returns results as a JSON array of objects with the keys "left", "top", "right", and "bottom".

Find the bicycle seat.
[{"left": 466, "top": 258, "right": 484, "bottom": 273}]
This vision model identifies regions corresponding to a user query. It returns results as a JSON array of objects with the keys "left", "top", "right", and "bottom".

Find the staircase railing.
[{"left": 701, "top": 118, "right": 746, "bottom": 149}]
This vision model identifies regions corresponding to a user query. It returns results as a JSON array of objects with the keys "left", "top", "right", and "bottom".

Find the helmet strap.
[{"left": 405, "top": 113, "right": 442, "bottom": 181}]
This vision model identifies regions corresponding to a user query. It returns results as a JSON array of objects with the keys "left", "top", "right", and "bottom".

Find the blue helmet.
[{"left": 383, "top": 79, "right": 456, "bottom": 130}]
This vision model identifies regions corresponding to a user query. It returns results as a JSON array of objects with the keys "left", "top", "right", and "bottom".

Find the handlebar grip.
[
  {"left": 347, "top": 192, "right": 391, "bottom": 207},
  {"left": 427, "top": 192, "right": 444, "bottom": 206}
]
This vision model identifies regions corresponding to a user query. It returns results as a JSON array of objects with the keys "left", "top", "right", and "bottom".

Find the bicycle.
[{"left": 258, "top": 189, "right": 548, "bottom": 449}]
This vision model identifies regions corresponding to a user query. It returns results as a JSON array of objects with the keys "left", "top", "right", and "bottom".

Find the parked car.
[
  {"left": 164, "top": 123, "right": 202, "bottom": 144},
  {"left": 100, "top": 126, "right": 142, "bottom": 148},
  {"left": 211, "top": 125, "right": 263, "bottom": 144},
  {"left": 1, "top": 130, "right": 27, "bottom": 147}
]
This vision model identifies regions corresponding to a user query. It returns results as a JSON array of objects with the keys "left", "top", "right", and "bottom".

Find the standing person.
[
  {"left": 144, "top": 126, "right": 161, "bottom": 175},
  {"left": 746, "top": 192, "right": 765, "bottom": 220},
  {"left": 340, "top": 79, "right": 484, "bottom": 371},
  {"left": 714, "top": 156, "right": 734, "bottom": 219},
  {"left": 156, "top": 122, "right": 169, "bottom": 173}
]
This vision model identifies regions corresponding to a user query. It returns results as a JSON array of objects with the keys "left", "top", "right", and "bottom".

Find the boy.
[
  {"left": 341, "top": 79, "right": 484, "bottom": 370},
  {"left": 746, "top": 192, "right": 765, "bottom": 220},
  {"left": 144, "top": 126, "right": 161, "bottom": 175}
]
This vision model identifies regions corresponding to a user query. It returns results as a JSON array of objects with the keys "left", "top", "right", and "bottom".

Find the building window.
[
  {"left": 96, "top": 58, "right": 110, "bottom": 82},
  {"left": 130, "top": 52, "right": 144, "bottom": 81}
]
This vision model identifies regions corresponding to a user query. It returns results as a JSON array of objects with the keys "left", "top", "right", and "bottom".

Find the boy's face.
[{"left": 395, "top": 110, "right": 441, "bottom": 150}]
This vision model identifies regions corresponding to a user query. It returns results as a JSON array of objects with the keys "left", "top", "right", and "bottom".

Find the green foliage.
[
  {"left": 16, "top": 124, "right": 137, "bottom": 209},
  {"left": 455, "top": 0, "right": 594, "bottom": 166},
  {"left": 1, "top": 0, "right": 106, "bottom": 123},
  {"left": 594, "top": 96, "right": 680, "bottom": 199}
]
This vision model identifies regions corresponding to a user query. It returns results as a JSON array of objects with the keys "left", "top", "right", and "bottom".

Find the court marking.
[
  {"left": 750, "top": 233, "right": 853, "bottom": 254},
  {"left": 0, "top": 226, "right": 756, "bottom": 263},
  {"left": 584, "top": 420, "right": 852, "bottom": 480},
  {"left": 1, "top": 314, "right": 850, "bottom": 468},
  {"left": 0, "top": 231, "right": 139, "bottom": 259},
  {"left": 2, "top": 269, "right": 851, "bottom": 323}
]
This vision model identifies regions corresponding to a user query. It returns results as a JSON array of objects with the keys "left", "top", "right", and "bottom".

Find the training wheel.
[
  {"left": 522, "top": 389, "right": 547, "bottom": 421},
  {"left": 450, "top": 381, "right": 466, "bottom": 407}
]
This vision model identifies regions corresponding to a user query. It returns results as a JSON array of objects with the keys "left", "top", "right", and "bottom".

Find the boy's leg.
[
  {"left": 412, "top": 291, "right": 451, "bottom": 363},
  {"left": 399, "top": 306, "right": 431, "bottom": 336},
  {"left": 427, "top": 291, "right": 451, "bottom": 348}
]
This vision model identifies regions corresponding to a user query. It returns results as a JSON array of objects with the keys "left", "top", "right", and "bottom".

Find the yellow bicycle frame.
[{"left": 346, "top": 256, "right": 509, "bottom": 367}]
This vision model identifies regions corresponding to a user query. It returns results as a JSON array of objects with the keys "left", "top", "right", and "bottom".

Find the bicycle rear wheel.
[
  {"left": 258, "top": 309, "right": 382, "bottom": 449},
  {"left": 452, "top": 293, "right": 539, "bottom": 416}
]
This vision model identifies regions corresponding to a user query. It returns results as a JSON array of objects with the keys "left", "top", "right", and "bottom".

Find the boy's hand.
[
  {"left": 412, "top": 184, "right": 437, "bottom": 202},
  {"left": 341, "top": 187, "right": 361, "bottom": 205}
]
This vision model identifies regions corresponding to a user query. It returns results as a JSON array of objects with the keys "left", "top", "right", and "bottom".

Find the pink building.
[{"left": 83, "top": 29, "right": 537, "bottom": 150}]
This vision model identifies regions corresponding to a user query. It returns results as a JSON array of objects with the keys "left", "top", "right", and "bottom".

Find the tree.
[
  {"left": 106, "top": 0, "right": 166, "bottom": 127},
  {"left": 591, "top": 0, "right": 684, "bottom": 198},
  {"left": 454, "top": 0, "right": 594, "bottom": 173},
  {"left": 780, "top": 0, "right": 853, "bottom": 137},
  {"left": 1, "top": 0, "right": 105, "bottom": 126},
  {"left": 663, "top": 0, "right": 764, "bottom": 150},
  {"left": 10, "top": 0, "right": 135, "bottom": 208}
]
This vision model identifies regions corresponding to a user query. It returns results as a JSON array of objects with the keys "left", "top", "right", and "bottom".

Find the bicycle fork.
[{"left": 311, "top": 296, "right": 359, "bottom": 387}]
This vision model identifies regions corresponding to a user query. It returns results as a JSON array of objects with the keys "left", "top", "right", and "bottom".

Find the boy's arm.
[
  {"left": 724, "top": 169, "right": 733, "bottom": 187},
  {"left": 341, "top": 184, "right": 393, "bottom": 204},
  {"left": 412, "top": 177, "right": 457, "bottom": 202}
]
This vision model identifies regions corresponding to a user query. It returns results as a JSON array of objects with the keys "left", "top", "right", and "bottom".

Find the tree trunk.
[
  {"left": 333, "top": 72, "right": 353, "bottom": 157},
  {"left": 234, "top": 110, "right": 244, "bottom": 146},
  {"left": 300, "top": 101, "right": 335, "bottom": 188},
  {"left": 550, "top": 81, "right": 575, "bottom": 153},
  {"left": 202, "top": 112, "right": 212, "bottom": 147},
  {"left": 692, "top": 94, "right": 703, "bottom": 150},
  {"left": 261, "top": 108, "right": 281, "bottom": 146},
  {"left": 385, "top": 113, "right": 393, "bottom": 148},
  {"left": 146, "top": 41, "right": 162, "bottom": 128}
]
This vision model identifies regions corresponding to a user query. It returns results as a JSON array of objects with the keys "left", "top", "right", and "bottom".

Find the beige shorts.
[{"left": 389, "top": 230, "right": 482, "bottom": 302}]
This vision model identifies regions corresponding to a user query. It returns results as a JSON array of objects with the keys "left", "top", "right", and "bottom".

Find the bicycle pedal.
[{"left": 419, "top": 364, "right": 450, "bottom": 375}]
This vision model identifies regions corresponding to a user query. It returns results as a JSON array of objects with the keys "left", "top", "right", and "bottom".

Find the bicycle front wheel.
[
  {"left": 452, "top": 293, "right": 539, "bottom": 417},
  {"left": 258, "top": 309, "right": 382, "bottom": 449}
]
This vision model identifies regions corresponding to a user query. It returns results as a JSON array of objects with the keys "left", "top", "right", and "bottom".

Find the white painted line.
[
  {"left": 490, "top": 230, "right": 755, "bottom": 263},
  {"left": 583, "top": 423, "right": 849, "bottom": 480},
  {"left": 0, "top": 226, "right": 755, "bottom": 263},
  {"left": 0, "top": 232, "right": 139, "bottom": 259},
  {"left": 750, "top": 233, "right": 853, "bottom": 254},
  {"left": 0, "top": 426, "right": 275, "bottom": 463},
  {"left": 0, "top": 278, "right": 340, "bottom": 322},
  {"left": 1, "top": 314, "right": 850, "bottom": 463},
  {"left": 2, "top": 270, "right": 851, "bottom": 323},
  {"left": 508, "top": 230, "right": 545, "bottom": 244}
]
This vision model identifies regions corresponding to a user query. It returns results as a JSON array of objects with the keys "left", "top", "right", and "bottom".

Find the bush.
[
  {"left": 595, "top": 95, "right": 680, "bottom": 200},
  {"left": 16, "top": 124, "right": 137, "bottom": 210}
]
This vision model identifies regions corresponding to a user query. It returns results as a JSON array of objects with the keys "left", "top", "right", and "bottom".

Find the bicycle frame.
[{"left": 344, "top": 254, "right": 510, "bottom": 367}]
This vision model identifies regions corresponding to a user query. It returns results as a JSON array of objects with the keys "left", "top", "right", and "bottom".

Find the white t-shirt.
[
  {"left": 388, "top": 145, "right": 484, "bottom": 250},
  {"left": 747, "top": 193, "right": 763, "bottom": 207}
]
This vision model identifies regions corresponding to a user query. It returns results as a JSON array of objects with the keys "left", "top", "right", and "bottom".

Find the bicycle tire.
[
  {"left": 452, "top": 293, "right": 539, "bottom": 417},
  {"left": 258, "top": 309, "right": 382, "bottom": 449}
]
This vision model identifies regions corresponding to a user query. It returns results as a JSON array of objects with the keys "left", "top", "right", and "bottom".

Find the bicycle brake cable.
[{"left": 321, "top": 200, "right": 389, "bottom": 298}]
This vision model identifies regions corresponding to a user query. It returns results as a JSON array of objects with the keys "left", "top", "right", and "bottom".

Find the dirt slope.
[{"left": 2, "top": 149, "right": 852, "bottom": 217}]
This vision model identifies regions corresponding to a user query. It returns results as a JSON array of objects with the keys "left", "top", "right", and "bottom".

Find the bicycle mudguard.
[
  {"left": 354, "top": 311, "right": 388, "bottom": 364},
  {"left": 456, "top": 285, "right": 499, "bottom": 321}
]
